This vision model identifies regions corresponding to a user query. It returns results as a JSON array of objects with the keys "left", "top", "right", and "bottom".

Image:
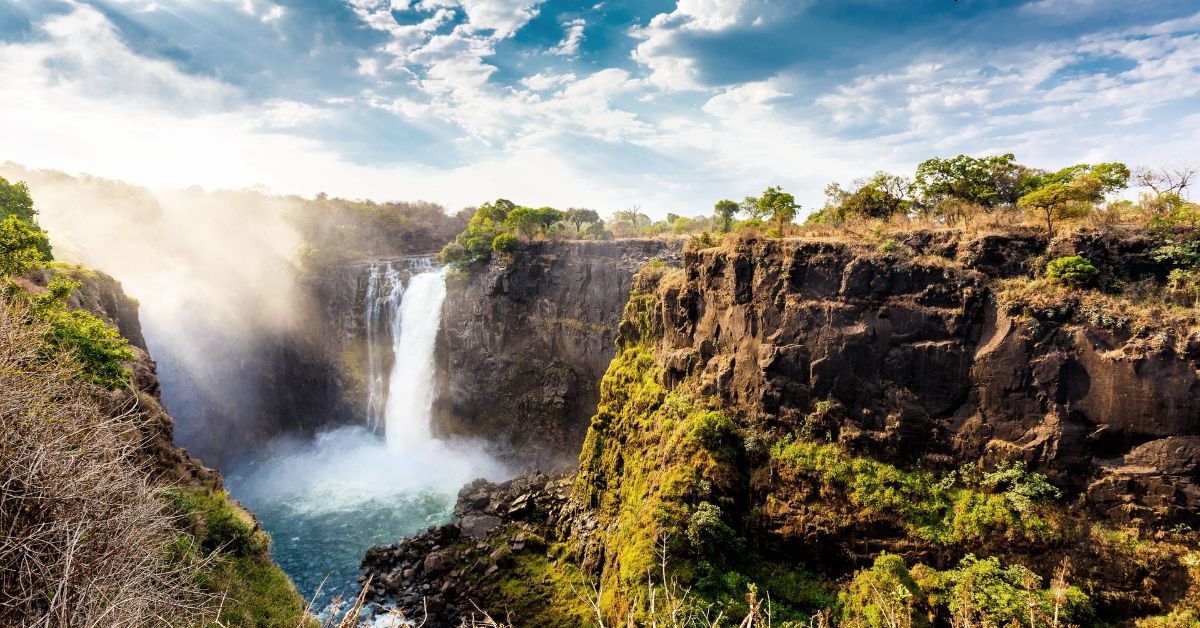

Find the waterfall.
[
  {"left": 229, "top": 259, "right": 503, "bottom": 611},
  {"left": 363, "top": 262, "right": 403, "bottom": 433},
  {"left": 361, "top": 258, "right": 444, "bottom": 446},
  {"left": 383, "top": 267, "right": 445, "bottom": 448}
]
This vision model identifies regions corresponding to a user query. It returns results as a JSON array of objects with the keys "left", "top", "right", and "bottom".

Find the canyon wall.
[
  {"left": 434, "top": 239, "right": 682, "bottom": 469},
  {"left": 364, "top": 228, "right": 1200, "bottom": 626}
]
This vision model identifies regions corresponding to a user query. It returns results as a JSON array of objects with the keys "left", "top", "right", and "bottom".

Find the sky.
[{"left": 1, "top": 0, "right": 1198, "bottom": 217}]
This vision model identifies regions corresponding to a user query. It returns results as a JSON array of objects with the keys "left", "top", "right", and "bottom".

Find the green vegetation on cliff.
[{"left": 166, "top": 488, "right": 311, "bottom": 628}]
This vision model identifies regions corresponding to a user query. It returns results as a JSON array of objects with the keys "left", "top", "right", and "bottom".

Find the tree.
[
  {"left": 439, "top": 198, "right": 514, "bottom": 267},
  {"left": 1027, "top": 162, "right": 1130, "bottom": 200},
  {"left": 1017, "top": 178, "right": 1097, "bottom": 235},
  {"left": 564, "top": 208, "right": 600, "bottom": 233},
  {"left": 914, "top": 153, "right": 1022, "bottom": 212},
  {"left": 755, "top": 185, "right": 799, "bottom": 234},
  {"left": 0, "top": 176, "right": 52, "bottom": 260},
  {"left": 0, "top": 176, "right": 36, "bottom": 223},
  {"left": 609, "top": 206, "right": 650, "bottom": 237},
  {"left": 503, "top": 206, "right": 544, "bottom": 239},
  {"left": 1135, "top": 163, "right": 1197, "bottom": 198},
  {"left": 0, "top": 215, "right": 50, "bottom": 276},
  {"left": 823, "top": 172, "right": 912, "bottom": 222},
  {"left": 714, "top": 199, "right": 738, "bottom": 233}
]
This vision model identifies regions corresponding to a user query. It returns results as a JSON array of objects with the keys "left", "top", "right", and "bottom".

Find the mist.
[{"left": 0, "top": 162, "right": 327, "bottom": 464}]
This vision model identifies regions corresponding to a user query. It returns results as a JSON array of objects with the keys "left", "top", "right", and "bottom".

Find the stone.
[{"left": 460, "top": 514, "right": 503, "bottom": 541}]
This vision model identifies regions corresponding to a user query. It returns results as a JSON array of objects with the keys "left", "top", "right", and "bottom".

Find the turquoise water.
[{"left": 224, "top": 426, "right": 505, "bottom": 610}]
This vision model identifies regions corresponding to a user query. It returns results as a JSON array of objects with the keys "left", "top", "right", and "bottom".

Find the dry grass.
[
  {"left": 995, "top": 276, "right": 1200, "bottom": 345},
  {"left": 0, "top": 299, "right": 212, "bottom": 627}
]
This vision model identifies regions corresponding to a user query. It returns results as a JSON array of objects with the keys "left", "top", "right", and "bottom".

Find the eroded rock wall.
[
  {"left": 435, "top": 239, "right": 683, "bottom": 469},
  {"left": 656, "top": 232, "right": 1199, "bottom": 525}
]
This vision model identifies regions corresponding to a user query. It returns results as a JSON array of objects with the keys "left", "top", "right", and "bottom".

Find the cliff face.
[
  {"left": 365, "top": 228, "right": 1200, "bottom": 626},
  {"left": 8, "top": 267, "right": 307, "bottom": 626},
  {"left": 657, "top": 232, "right": 1197, "bottom": 523},
  {"left": 434, "top": 239, "right": 683, "bottom": 468}
]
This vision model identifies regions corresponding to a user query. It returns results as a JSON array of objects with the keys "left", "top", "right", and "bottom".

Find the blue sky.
[{"left": 1, "top": 0, "right": 1198, "bottom": 216}]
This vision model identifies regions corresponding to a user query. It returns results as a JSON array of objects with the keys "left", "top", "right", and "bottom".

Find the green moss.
[
  {"left": 770, "top": 437, "right": 1061, "bottom": 545},
  {"left": 164, "top": 488, "right": 309, "bottom": 628},
  {"left": 487, "top": 551, "right": 597, "bottom": 627}
]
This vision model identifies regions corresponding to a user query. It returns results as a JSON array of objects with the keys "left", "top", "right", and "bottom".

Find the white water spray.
[{"left": 384, "top": 267, "right": 446, "bottom": 448}]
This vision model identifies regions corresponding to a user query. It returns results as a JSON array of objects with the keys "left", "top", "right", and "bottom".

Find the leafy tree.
[
  {"left": 439, "top": 198, "right": 514, "bottom": 268},
  {"left": 1018, "top": 178, "right": 1098, "bottom": 235},
  {"left": 503, "top": 206, "right": 561, "bottom": 240},
  {"left": 714, "top": 199, "right": 739, "bottom": 233},
  {"left": 1025, "top": 162, "right": 1130, "bottom": 200},
  {"left": 823, "top": 172, "right": 912, "bottom": 221},
  {"left": 564, "top": 208, "right": 600, "bottom": 233},
  {"left": 0, "top": 215, "right": 51, "bottom": 276},
  {"left": 491, "top": 232, "right": 518, "bottom": 254},
  {"left": 0, "top": 176, "right": 36, "bottom": 223},
  {"left": 914, "top": 153, "right": 1022, "bottom": 212},
  {"left": 0, "top": 176, "right": 52, "bottom": 261},
  {"left": 755, "top": 185, "right": 799, "bottom": 234}
]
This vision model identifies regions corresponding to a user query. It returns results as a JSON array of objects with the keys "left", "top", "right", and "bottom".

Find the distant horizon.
[{"left": 2, "top": 0, "right": 1198, "bottom": 217}]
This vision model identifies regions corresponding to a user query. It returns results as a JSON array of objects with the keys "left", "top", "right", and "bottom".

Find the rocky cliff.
[
  {"left": 9, "top": 266, "right": 308, "bottom": 625},
  {"left": 433, "top": 239, "right": 683, "bottom": 469},
  {"left": 365, "top": 227, "right": 1200, "bottom": 626}
]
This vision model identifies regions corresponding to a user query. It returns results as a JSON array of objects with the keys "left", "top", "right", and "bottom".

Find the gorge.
[{"left": 7, "top": 167, "right": 1200, "bottom": 627}]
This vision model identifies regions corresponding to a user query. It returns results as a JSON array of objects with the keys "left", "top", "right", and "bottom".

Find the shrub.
[
  {"left": 1045, "top": 255, "right": 1097, "bottom": 287},
  {"left": 31, "top": 276, "right": 135, "bottom": 388},
  {"left": 688, "top": 410, "right": 738, "bottom": 452},
  {"left": 1167, "top": 269, "right": 1200, "bottom": 307},
  {"left": 686, "top": 502, "right": 739, "bottom": 554},
  {"left": 0, "top": 214, "right": 51, "bottom": 276},
  {"left": 839, "top": 553, "right": 925, "bottom": 627},
  {"left": 936, "top": 555, "right": 1090, "bottom": 625},
  {"left": 491, "top": 232, "right": 518, "bottom": 254}
]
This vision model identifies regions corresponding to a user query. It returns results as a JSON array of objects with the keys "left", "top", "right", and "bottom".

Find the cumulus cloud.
[{"left": 630, "top": 0, "right": 811, "bottom": 91}]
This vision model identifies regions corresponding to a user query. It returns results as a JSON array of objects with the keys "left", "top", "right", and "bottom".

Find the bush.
[
  {"left": 839, "top": 554, "right": 925, "bottom": 627},
  {"left": 31, "top": 276, "right": 135, "bottom": 388},
  {"left": 492, "top": 232, "right": 518, "bottom": 254},
  {"left": 686, "top": 502, "right": 739, "bottom": 554},
  {"left": 1045, "top": 255, "right": 1097, "bottom": 287},
  {"left": 0, "top": 214, "right": 51, "bottom": 276},
  {"left": 1167, "top": 269, "right": 1200, "bottom": 307},
  {"left": 688, "top": 410, "right": 738, "bottom": 452}
]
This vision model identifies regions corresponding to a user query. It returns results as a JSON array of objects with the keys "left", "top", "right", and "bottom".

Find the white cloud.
[
  {"left": 520, "top": 71, "right": 576, "bottom": 91},
  {"left": 630, "top": 0, "right": 806, "bottom": 91},
  {"left": 703, "top": 80, "right": 789, "bottom": 118},
  {"left": 549, "top": 18, "right": 586, "bottom": 57}
]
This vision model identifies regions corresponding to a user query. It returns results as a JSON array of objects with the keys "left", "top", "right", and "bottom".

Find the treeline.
[
  {"left": 438, "top": 199, "right": 725, "bottom": 268},
  {"left": 294, "top": 195, "right": 471, "bottom": 269},
  {"left": 806, "top": 154, "right": 1200, "bottom": 236}
]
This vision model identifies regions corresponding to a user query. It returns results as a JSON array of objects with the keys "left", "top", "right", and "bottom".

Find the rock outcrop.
[
  {"left": 434, "top": 239, "right": 683, "bottom": 468},
  {"left": 360, "top": 472, "right": 575, "bottom": 626},
  {"left": 656, "top": 231, "right": 1198, "bottom": 524},
  {"left": 365, "top": 228, "right": 1200, "bottom": 626}
]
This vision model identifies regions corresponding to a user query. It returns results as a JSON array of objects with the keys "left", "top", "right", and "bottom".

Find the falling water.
[
  {"left": 363, "top": 262, "right": 403, "bottom": 433},
  {"left": 384, "top": 267, "right": 446, "bottom": 448},
  {"left": 226, "top": 257, "right": 505, "bottom": 613}
]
